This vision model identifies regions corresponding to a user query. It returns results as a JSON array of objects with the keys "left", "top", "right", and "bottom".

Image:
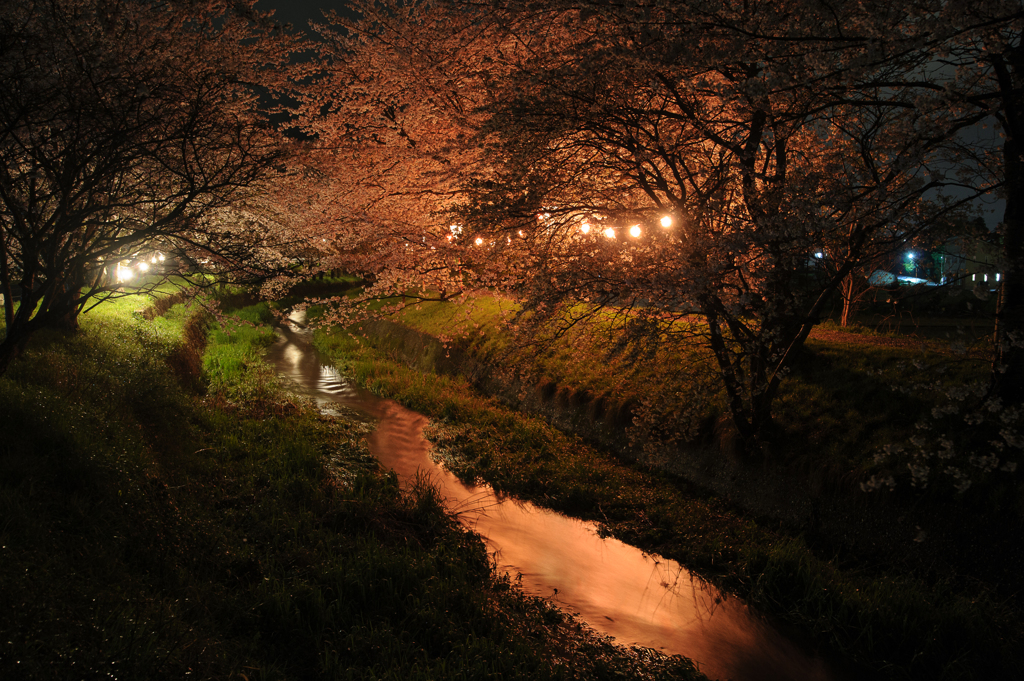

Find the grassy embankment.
[
  {"left": 0, "top": 291, "right": 703, "bottom": 680},
  {"left": 308, "top": 292, "right": 1022, "bottom": 681}
]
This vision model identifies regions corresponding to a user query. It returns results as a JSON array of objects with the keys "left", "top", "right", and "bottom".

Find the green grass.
[
  {"left": 326, "top": 294, "right": 1000, "bottom": 483},
  {"left": 388, "top": 297, "right": 650, "bottom": 398},
  {"left": 0, "top": 291, "right": 706, "bottom": 681},
  {"left": 7, "top": 282, "right": 1007, "bottom": 679},
  {"left": 313, "top": 322, "right": 1023, "bottom": 681},
  {"left": 203, "top": 301, "right": 279, "bottom": 401}
]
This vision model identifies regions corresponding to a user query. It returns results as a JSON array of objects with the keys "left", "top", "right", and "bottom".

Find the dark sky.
[{"left": 257, "top": 0, "right": 341, "bottom": 35}]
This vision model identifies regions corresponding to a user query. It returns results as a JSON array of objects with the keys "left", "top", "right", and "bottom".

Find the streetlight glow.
[
  {"left": 660, "top": 215, "right": 672, "bottom": 228},
  {"left": 603, "top": 227, "right": 616, "bottom": 239},
  {"left": 580, "top": 222, "right": 591, "bottom": 234},
  {"left": 629, "top": 224, "right": 642, "bottom": 238}
]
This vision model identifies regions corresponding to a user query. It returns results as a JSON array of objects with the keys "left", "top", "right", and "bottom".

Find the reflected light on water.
[{"left": 265, "top": 313, "right": 837, "bottom": 681}]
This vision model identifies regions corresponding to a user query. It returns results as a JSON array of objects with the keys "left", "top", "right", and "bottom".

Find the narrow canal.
[{"left": 266, "top": 313, "right": 840, "bottom": 681}]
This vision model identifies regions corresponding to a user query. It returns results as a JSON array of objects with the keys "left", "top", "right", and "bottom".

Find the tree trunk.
[
  {"left": 55, "top": 291, "right": 82, "bottom": 331},
  {"left": 993, "top": 136, "right": 1024, "bottom": 403},
  {"left": 0, "top": 231, "right": 13, "bottom": 330},
  {"left": 0, "top": 325, "right": 26, "bottom": 376},
  {"left": 0, "top": 285, "right": 39, "bottom": 377},
  {"left": 992, "top": 46, "right": 1024, "bottom": 405},
  {"left": 840, "top": 275, "right": 855, "bottom": 327}
]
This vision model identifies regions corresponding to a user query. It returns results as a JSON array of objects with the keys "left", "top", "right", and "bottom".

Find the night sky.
[{"left": 258, "top": 0, "right": 344, "bottom": 35}]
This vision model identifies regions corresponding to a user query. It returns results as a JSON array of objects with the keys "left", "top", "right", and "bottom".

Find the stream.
[{"left": 266, "top": 314, "right": 842, "bottom": 681}]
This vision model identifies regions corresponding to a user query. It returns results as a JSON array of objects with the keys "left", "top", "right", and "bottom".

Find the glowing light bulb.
[
  {"left": 629, "top": 224, "right": 641, "bottom": 238},
  {"left": 580, "top": 222, "right": 591, "bottom": 234},
  {"left": 603, "top": 227, "right": 616, "bottom": 239},
  {"left": 660, "top": 215, "right": 672, "bottom": 228},
  {"left": 138, "top": 261, "right": 149, "bottom": 272},
  {"left": 475, "top": 237, "right": 484, "bottom": 245}
]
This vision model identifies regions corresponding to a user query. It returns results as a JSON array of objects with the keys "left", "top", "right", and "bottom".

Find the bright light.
[
  {"left": 151, "top": 255, "right": 158, "bottom": 263},
  {"left": 629, "top": 224, "right": 641, "bottom": 238},
  {"left": 660, "top": 215, "right": 672, "bottom": 228},
  {"left": 603, "top": 227, "right": 616, "bottom": 239},
  {"left": 517, "top": 230, "right": 524, "bottom": 238},
  {"left": 116, "top": 263, "right": 132, "bottom": 283},
  {"left": 815, "top": 252, "right": 824, "bottom": 259},
  {"left": 450, "top": 224, "right": 463, "bottom": 236},
  {"left": 158, "top": 253, "right": 165, "bottom": 261},
  {"left": 906, "top": 251, "right": 915, "bottom": 260},
  {"left": 474, "top": 237, "right": 484, "bottom": 246},
  {"left": 137, "top": 261, "right": 149, "bottom": 272},
  {"left": 580, "top": 222, "right": 591, "bottom": 234}
]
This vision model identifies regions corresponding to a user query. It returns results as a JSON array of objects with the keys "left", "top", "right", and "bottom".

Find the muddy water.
[{"left": 266, "top": 315, "right": 838, "bottom": 681}]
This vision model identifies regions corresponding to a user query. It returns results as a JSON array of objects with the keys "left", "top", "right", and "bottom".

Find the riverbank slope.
[
  {"left": 0, "top": 294, "right": 704, "bottom": 680},
  {"left": 309, "top": 301, "right": 1023, "bottom": 681}
]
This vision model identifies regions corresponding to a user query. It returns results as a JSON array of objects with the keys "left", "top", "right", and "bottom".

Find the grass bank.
[
  {"left": 0, "top": 291, "right": 703, "bottom": 680},
  {"left": 312, "top": 317, "right": 1023, "bottom": 681},
  {"left": 344, "top": 296, "right": 995, "bottom": 481}
]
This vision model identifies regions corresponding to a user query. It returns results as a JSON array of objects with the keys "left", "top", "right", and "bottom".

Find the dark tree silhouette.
[{"left": 0, "top": 0, "right": 307, "bottom": 375}]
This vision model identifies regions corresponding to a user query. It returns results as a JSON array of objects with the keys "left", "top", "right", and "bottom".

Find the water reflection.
[{"left": 265, "top": 314, "right": 836, "bottom": 681}]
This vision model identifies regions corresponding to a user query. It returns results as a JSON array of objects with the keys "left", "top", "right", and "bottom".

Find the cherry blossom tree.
[
  {"left": 695, "top": 0, "right": 1024, "bottom": 396},
  {"left": 302, "top": 0, "right": 1014, "bottom": 450},
  {"left": 0, "top": 0, "right": 309, "bottom": 376},
  {"left": 834, "top": 1, "right": 1024, "bottom": 491},
  {"left": 289, "top": 1, "right": 501, "bottom": 313},
  {"left": 909, "top": 2, "right": 1024, "bottom": 404}
]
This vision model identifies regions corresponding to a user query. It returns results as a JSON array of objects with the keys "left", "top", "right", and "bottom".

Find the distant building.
[{"left": 939, "top": 236, "right": 1004, "bottom": 290}]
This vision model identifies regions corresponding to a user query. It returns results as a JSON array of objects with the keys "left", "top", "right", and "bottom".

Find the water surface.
[{"left": 266, "top": 315, "right": 837, "bottom": 681}]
